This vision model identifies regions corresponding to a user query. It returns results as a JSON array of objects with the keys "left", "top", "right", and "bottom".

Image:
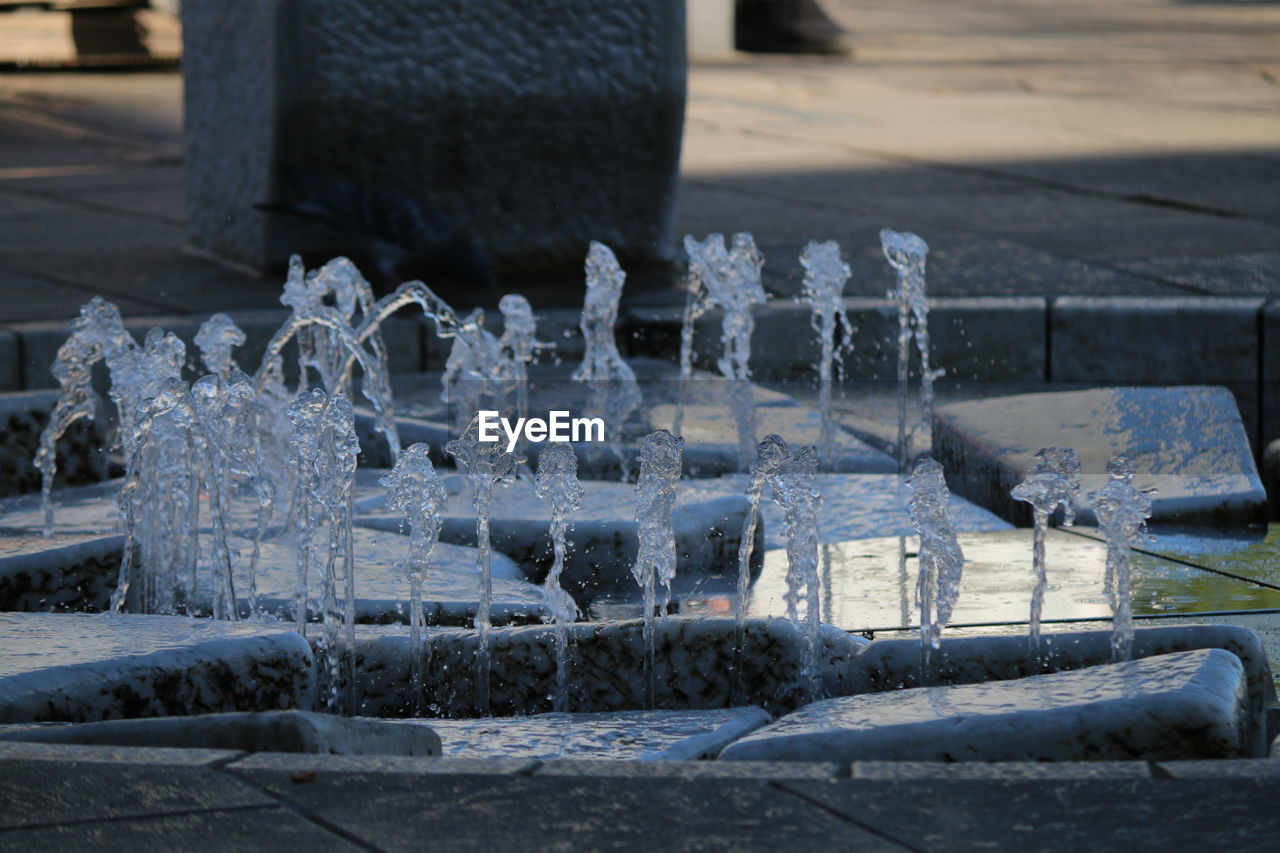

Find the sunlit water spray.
[
  {"left": 907, "top": 458, "right": 965, "bottom": 674},
  {"left": 448, "top": 414, "right": 523, "bottom": 716},
  {"left": 534, "top": 443, "right": 586, "bottom": 713},
  {"left": 734, "top": 435, "right": 788, "bottom": 702},
  {"left": 1011, "top": 447, "right": 1081, "bottom": 659},
  {"left": 769, "top": 444, "right": 823, "bottom": 699},
  {"left": 381, "top": 443, "right": 448, "bottom": 715},
  {"left": 573, "top": 242, "right": 641, "bottom": 479},
  {"left": 798, "top": 241, "right": 854, "bottom": 470},
  {"left": 1088, "top": 456, "right": 1153, "bottom": 663},
  {"left": 685, "top": 233, "right": 768, "bottom": 471},
  {"left": 633, "top": 429, "right": 683, "bottom": 709}
]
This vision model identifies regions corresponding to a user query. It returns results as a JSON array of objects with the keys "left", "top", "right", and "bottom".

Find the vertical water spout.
[
  {"left": 534, "top": 442, "right": 585, "bottom": 713},
  {"left": 632, "top": 429, "right": 683, "bottom": 709},
  {"left": 448, "top": 414, "right": 523, "bottom": 716},
  {"left": 573, "top": 242, "right": 641, "bottom": 479},
  {"left": 907, "top": 458, "right": 965, "bottom": 675},
  {"left": 1011, "top": 447, "right": 1081, "bottom": 659},
  {"left": 734, "top": 435, "right": 788, "bottom": 703},
  {"left": 799, "top": 241, "right": 854, "bottom": 470},
  {"left": 382, "top": 443, "right": 448, "bottom": 715},
  {"left": 768, "top": 444, "right": 823, "bottom": 699},
  {"left": 1088, "top": 456, "right": 1153, "bottom": 663}
]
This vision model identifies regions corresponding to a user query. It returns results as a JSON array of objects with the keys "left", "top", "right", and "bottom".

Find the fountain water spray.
[
  {"left": 534, "top": 443, "right": 585, "bottom": 713},
  {"left": 733, "top": 435, "right": 788, "bottom": 703},
  {"left": 286, "top": 389, "right": 360, "bottom": 711},
  {"left": 798, "top": 240, "right": 854, "bottom": 469},
  {"left": 685, "top": 233, "right": 768, "bottom": 471},
  {"left": 448, "top": 414, "right": 523, "bottom": 716},
  {"left": 907, "top": 458, "right": 965, "bottom": 673},
  {"left": 632, "top": 429, "right": 683, "bottom": 709},
  {"left": 381, "top": 443, "right": 449, "bottom": 715},
  {"left": 441, "top": 309, "right": 503, "bottom": 431},
  {"left": 110, "top": 376, "right": 203, "bottom": 616},
  {"left": 194, "top": 313, "right": 246, "bottom": 381},
  {"left": 769, "top": 444, "right": 823, "bottom": 698},
  {"left": 880, "top": 229, "right": 939, "bottom": 472},
  {"left": 573, "top": 242, "right": 641, "bottom": 479},
  {"left": 1088, "top": 456, "right": 1153, "bottom": 663},
  {"left": 35, "top": 297, "right": 135, "bottom": 538},
  {"left": 672, "top": 238, "right": 714, "bottom": 437},
  {"left": 1011, "top": 446, "right": 1081, "bottom": 658}
]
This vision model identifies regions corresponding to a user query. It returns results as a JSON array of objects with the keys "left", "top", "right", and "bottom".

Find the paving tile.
[
  {"left": 0, "top": 806, "right": 359, "bottom": 853},
  {"left": 777, "top": 777, "right": 1280, "bottom": 852},
  {"left": 0, "top": 759, "right": 271, "bottom": 830},
  {"left": 243, "top": 768, "right": 903, "bottom": 852}
]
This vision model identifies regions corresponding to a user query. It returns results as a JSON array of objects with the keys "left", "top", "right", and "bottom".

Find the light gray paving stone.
[
  {"left": 350, "top": 617, "right": 867, "bottom": 718},
  {"left": 391, "top": 706, "right": 769, "bottom": 762},
  {"left": 0, "top": 613, "right": 316, "bottom": 723},
  {"left": 0, "top": 711, "right": 440, "bottom": 757},
  {"left": 722, "top": 648, "right": 1249, "bottom": 763},
  {"left": 0, "top": 533, "right": 124, "bottom": 613},
  {"left": 851, "top": 624, "right": 1276, "bottom": 758},
  {"left": 933, "top": 385, "right": 1267, "bottom": 526},
  {"left": 535, "top": 758, "right": 841, "bottom": 779}
]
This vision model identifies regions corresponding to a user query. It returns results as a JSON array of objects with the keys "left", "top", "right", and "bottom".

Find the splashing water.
[
  {"left": 573, "top": 242, "right": 641, "bottom": 478},
  {"left": 799, "top": 241, "right": 854, "bottom": 469},
  {"left": 1011, "top": 446, "right": 1081, "bottom": 658},
  {"left": 907, "top": 458, "right": 965, "bottom": 673},
  {"left": 673, "top": 236, "right": 717, "bottom": 436},
  {"left": 880, "top": 229, "right": 940, "bottom": 473},
  {"left": 632, "top": 429, "right": 683, "bottom": 709},
  {"left": 734, "top": 435, "right": 789, "bottom": 702},
  {"left": 448, "top": 414, "right": 523, "bottom": 716},
  {"left": 35, "top": 297, "right": 135, "bottom": 538},
  {"left": 311, "top": 394, "right": 360, "bottom": 712},
  {"left": 382, "top": 443, "right": 449, "bottom": 714},
  {"left": 534, "top": 443, "right": 586, "bottom": 713},
  {"left": 194, "top": 313, "right": 246, "bottom": 381},
  {"left": 1088, "top": 456, "right": 1153, "bottom": 663},
  {"left": 768, "top": 444, "right": 823, "bottom": 698},
  {"left": 687, "top": 233, "right": 768, "bottom": 471},
  {"left": 110, "top": 377, "right": 201, "bottom": 615},
  {"left": 498, "top": 294, "right": 548, "bottom": 425},
  {"left": 442, "top": 309, "right": 504, "bottom": 430},
  {"left": 286, "top": 390, "right": 329, "bottom": 637}
]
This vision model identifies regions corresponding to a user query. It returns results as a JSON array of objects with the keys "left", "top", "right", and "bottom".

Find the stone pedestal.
[{"left": 183, "top": 0, "right": 687, "bottom": 285}]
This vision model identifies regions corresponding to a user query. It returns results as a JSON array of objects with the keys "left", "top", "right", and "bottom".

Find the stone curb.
[{"left": 3, "top": 742, "right": 1278, "bottom": 781}]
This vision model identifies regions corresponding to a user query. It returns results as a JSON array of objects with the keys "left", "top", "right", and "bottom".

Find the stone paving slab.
[
  {"left": 233, "top": 765, "right": 904, "bottom": 852},
  {"left": 534, "top": 758, "right": 842, "bottom": 779},
  {"left": 0, "top": 532, "right": 123, "bottom": 613},
  {"left": 0, "top": 757, "right": 273, "bottom": 831},
  {"left": 933, "top": 386, "right": 1267, "bottom": 527},
  {"left": 721, "top": 648, "right": 1249, "bottom": 763},
  {"left": 776, "top": 775, "right": 1280, "bottom": 853}
]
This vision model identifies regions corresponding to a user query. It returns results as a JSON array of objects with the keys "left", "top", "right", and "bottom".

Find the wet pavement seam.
[
  {"left": 1060, "top": 527, "right": 1280, "bottom": 592},
  {"left": 215, "top": 766, "right": 387, "bottom": 853},
  {"left": 768, "top": 779, "right": 925, "bottom": 853}
]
